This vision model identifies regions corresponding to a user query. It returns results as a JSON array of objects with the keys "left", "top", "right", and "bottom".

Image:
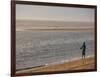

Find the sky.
[{"left": 16, "top": 4, "right": 95, "bottom": 22}]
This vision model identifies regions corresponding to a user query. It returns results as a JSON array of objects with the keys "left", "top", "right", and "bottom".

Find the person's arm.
[{"left": 80, "top": 45, "right": 83, "bottom": 49}]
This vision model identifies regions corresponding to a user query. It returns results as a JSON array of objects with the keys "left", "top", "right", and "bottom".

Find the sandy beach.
[{"left": 16, "top": 57, "right": 95, "bottom": 76}]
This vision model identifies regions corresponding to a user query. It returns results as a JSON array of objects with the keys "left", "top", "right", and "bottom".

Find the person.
[{"left": 80, "top": 42, "right": 86, "bottom": 60}]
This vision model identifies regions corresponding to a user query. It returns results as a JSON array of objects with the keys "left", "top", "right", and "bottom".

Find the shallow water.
[{"left": 16, "top": 30, "right": 94, "bottom": 70}]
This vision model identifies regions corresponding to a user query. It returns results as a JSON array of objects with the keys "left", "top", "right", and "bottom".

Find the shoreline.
[
  {"left": 16, "top": 55, "right": 94, "bottom": 71},
  {"left": 16, "top": 56, "right": 95, "bottom": 75}
]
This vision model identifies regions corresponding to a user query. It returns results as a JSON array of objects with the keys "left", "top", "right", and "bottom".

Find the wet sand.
[{"left": 16, "top": 57, "right": 95, "bottom": 76}]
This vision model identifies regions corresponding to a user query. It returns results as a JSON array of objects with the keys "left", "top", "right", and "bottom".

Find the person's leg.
[
  {"left": 82, "top": 54, "right": 83, "bottom": 60},
  {"left": 83, "top": 50, "right": 85, "bottom": 59},
  {"left": 82, "top": 51, "right": 84, "bottom": 60},
  {"left": 82, "top": 51, "right": 85, "bottom": 64},
  {"left": 83, "top": 55, "right": 85, "bottom": 59},
  {"left": 82, "top": 54, "right": 85, "bottom": 64},
  {"left": 84, "top": 51, "right": 85, "bottom": 59}
]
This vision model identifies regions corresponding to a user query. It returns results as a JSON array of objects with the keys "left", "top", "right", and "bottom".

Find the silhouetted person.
[{"left": 80, "top": 42, "right": 86, "bottom": 60}]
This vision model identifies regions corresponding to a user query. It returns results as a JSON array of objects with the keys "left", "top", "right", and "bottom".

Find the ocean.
[{"left": 16, "top": 30, "right": 94, "bottom": 70}]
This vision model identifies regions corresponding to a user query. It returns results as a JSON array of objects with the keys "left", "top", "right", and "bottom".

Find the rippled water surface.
[{"left": 16, "top": 30, "right": 94, "bottom": 70}]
